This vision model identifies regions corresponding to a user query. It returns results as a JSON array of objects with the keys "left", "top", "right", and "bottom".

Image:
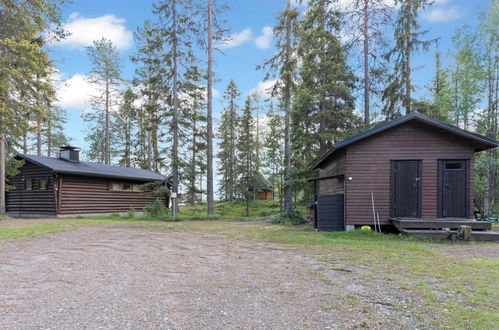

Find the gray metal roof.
[
  {"left": 312, "top": 112, "right": 498, "bottom": 169},
  {"left": 16, "top": 154, "right": 165, "bottom": 182}
]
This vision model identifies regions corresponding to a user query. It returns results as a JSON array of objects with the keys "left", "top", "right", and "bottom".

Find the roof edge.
[{"left": 311, "top": 113, "right": 498, "bottom": 170}]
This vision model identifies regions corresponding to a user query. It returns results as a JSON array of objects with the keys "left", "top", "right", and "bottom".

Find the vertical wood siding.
[
  {"left": 6, "top": 162, "right": 55, "bottom": 215},
  {"left": 58, "top": 175, "right": 165, "bottom": 215},
  {"left": 343, "top": 122, "right": 475, "bottom": 225}
]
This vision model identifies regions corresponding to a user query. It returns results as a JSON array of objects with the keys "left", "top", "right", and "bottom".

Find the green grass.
[
  {"left": 0, "top": 219, "right": 117, "bottom": 240},
  {"left": 85, "top": 199, "right": 293, "bottom": 222},
  {"left": 148, "top": 221, "right": 499, "bottom": 329}
]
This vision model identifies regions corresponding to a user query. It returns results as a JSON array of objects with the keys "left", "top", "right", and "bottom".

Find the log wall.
[{"left": 58, "top": 175, "right": 165, "bottom": 215}]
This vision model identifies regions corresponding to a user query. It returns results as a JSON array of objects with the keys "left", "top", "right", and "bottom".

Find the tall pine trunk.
[
  {"left": 206, "top": 0, "right": 215, "bottom": 214},
  {"left": 283, "top": 0, "right": 294, "bottom": 215},
  {"left": 36, "top": 117, "right": 42, "bottom": 156},
  {"left": 363, "top": 0, "right": 370, "bottom": 128},
  {"left": 404, "top": 1, "right": 412, "bottom": 114},
  {"left": 47, "top": 120, "right": 52, "bottom": 157},
  {"left": 189, "top": 118, "right": 197, "bottom": 206},
  {"left": 171, "top": 0, "right": 180, "bottom": 213},
  {"left": 105, "top": 73, "right": 110, "bottom": 164},
  {"left": 0, "top": 133, "right": 5, "bottom": 215}
]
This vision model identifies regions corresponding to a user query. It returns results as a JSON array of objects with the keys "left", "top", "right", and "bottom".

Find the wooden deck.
[
  {"left": 390, "top": 218, "right": 498, "bottom": 242},
  {"left": 390, "top": 218, "right": 492, "bottom": 231},
  {"left": 400, "top": 229, "right": 499, "bottom": 242}
]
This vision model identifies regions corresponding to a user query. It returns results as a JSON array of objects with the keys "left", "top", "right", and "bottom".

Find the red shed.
[{"left": 310, "top": 113, "right": 498, "bottom": 231}]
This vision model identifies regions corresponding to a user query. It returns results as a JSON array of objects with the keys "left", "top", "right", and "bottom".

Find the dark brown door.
[
  {"left": 439, "top": 160, "right": 468, "bottom": 218},
  {"left": 391, "top": 160, "right": 421, "bottom": 218}
]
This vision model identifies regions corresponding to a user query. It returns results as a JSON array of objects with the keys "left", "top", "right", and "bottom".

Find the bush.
[
  {"left": 269, "top": 210, "right": 305, "bottom": 226},
  {"left": 127, "top": 207, "right": 136, "bottom": 218},
  {"left": 144, "top": 198, "right": 169, "bottom": 218}
]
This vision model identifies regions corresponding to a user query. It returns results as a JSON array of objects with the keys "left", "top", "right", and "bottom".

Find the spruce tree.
[
  {"left": 154, "top": 0, "right": 203, "bottom": 211},
  {"left": 237, "top": 96, "right": 255, "bottom": 215},
  {"left": 382, "top": 0, "right": 435, "bottom": 117},
  {"left": 217, "top": 80, "right": 240, "bottom": 201}
]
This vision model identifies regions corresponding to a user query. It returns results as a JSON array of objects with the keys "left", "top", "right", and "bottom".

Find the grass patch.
[
  {"left": 148, "top": 221, "right": 499, "bottom": 329},
  {"left": 0, "top": 219, "right": 117, "bottom": 240}
]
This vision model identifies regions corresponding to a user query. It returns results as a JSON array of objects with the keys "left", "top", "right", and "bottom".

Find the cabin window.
[
  {"left": 25, "top": 179, "right": 33, "bottom": 190},
  {"left": 111, "top": 183, "right": 142, "bottom": 192},
  {"left": 39, "top": 178, "right": 48, "bottom": 190},
  {"left": 445, "top": 162, "right": 462, "bottom": 169}
]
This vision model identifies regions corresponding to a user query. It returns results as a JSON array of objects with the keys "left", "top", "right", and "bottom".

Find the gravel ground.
[{"left": 0, "top": 222, "right": 422, "bottom": 329}]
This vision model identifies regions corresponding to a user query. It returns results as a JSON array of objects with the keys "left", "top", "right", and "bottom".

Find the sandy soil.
[
  {"left": 0, "top": 222, "right": 435, "bottom": 329},
  {"left": 0, "top": 223, "right": 344, "bottom": 329}
]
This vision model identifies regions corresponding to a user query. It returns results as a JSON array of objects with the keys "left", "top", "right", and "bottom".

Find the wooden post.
[{"left": 457, "top": 225, "right": 472, "bottom": 241}]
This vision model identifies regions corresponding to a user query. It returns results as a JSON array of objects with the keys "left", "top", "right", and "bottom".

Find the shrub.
[
  {"left": 144, "top": 198, "right": 169, "bottom": 218},
  {"left": 127, "top": 207, "right": 136, "bottom": 218},
  {"left": 269, "top": 210, "right": 305, "bottom": 226}
]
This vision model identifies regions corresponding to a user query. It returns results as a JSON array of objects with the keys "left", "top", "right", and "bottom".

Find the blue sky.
[{"left": 50, "top": 0, "right": 491, "bottom": 158}]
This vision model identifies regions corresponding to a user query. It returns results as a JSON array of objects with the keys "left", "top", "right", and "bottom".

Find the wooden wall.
[
  {"left": 344, "top": 121, "right": 475, "bottom": 225},
  {"left": 6, "top": 161, "right": 56, "bottom": 215},
  {"left": 58, "top": 175, "right": 165, "bottom": 215}
]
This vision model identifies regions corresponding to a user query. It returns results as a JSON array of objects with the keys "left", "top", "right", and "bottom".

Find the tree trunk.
[
  {"left": 190, "top": 118, "right": 197, "bottom": 206},
  {"left": 47, "top": 120, "right": 52, "bottom": 157},
  {"left": 105, "top": 73, "right": 110, "bottom": 164},
  {"left": 283, "top": 0, "right": 294, "bottom": 215},
  {"left": 206, "top": 0, "right": 215, "bottom": 214},
  {"left": 171, "top": 0, "right": 180, "bottom": 213},
  {"left": 404, "top": 1, "right": 412, "bottom": 115},
  {"left": 363, "top": 0, "right": 370, "bottom": 128},
  {"left": 36, "top": 117, "right": 42, "bottom": 156},
  {"left": 0, "top": 133, "right": 5, "bottom": 215}
]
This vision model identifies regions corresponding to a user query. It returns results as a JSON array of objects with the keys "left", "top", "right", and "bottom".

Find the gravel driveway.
[{"left": 0, "top": 222, "right": 415, "bottom": 329}]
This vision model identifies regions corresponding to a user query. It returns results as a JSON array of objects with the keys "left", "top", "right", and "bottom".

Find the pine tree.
[
  {"left": 382, "top": 0, "right": 435, "bottom": 117},
  {"left": 260, "top": 0, "right": 300, "bottom": 215},
  {"left": 217, "top": 80, "right": 240, "bottom": 201},
  {"left": 154, "top": 0, "right": 204, "bottom": 211},
  {"left": 0, "top": 0, "right": 65, "bottom": 214},
  {"left": 131, "top": 20, "right": 164, "bottom": 171},
  {"left": 84, "top": 38, "right": 123, "bottom": 164},
  {"left": 349, "top": 0, "right": 391, "bottom": 128}
]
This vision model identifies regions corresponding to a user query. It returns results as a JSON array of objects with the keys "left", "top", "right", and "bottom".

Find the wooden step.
[
  {"left": 391, "top": 219, "right": 491, "bottom": 231},
  {"left": 400, "top": 229, "right": 499, "bottom": 242}
]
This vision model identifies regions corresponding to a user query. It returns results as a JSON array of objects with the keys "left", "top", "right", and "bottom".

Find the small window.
[
  {"left": 123, "top": 183, "right": 132, "bottom": 191},
  {"left": 112, "top": 183, "right": 122, "bottom": 191},
  {"left": 25, "top": 179, "right": 33, "bottom": 190},
  {"left": 132, "top": 184, "right": 141, "bottom": 192},
  {"left": 446, "top": 162, "right": 462, "bottom": 169},
  {"left": 39, "top": 179, "right": 47, "bottom": 190}
]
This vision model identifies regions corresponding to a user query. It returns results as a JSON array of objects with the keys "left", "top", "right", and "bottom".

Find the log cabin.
[
  {"left": 310, "top": 113, "right": 498, "bottom": 232},
  {"left": 6, "top": 146, "right": 167, "bottom": 217}
]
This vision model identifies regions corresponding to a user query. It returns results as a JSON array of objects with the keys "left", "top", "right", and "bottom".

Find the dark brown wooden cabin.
[
  {"left": 310, "top": 113, "right": 498, "bottom": 231},
  {"left": 6, "top": 146, "right": 166, "bottom": 217}
]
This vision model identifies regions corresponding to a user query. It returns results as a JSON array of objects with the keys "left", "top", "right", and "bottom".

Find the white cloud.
[
  {"left": 53, "top": 12, "right": 133, "bottom": 50},
  {"left": 212, "top": 88, "right": 221, "bottom": 98},
  {"left": 255, "top": 26, "right": 273, "bottom": 49},
  {"left": 218, "top": 28, "right": 253, "bottom": 49},
  {"left": 423, "top": 7, "right": 461, "bottom": 23},
  {"left": 53, "top": 71, "right": 98, "bottom": 111},
  {"left": 249, "top": 80, "right": 277, "bottom": 99}
]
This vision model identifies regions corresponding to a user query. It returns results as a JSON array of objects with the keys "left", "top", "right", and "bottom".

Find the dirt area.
[{"left": 0, "top": 222, "right": 460, "bottom": 329}]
